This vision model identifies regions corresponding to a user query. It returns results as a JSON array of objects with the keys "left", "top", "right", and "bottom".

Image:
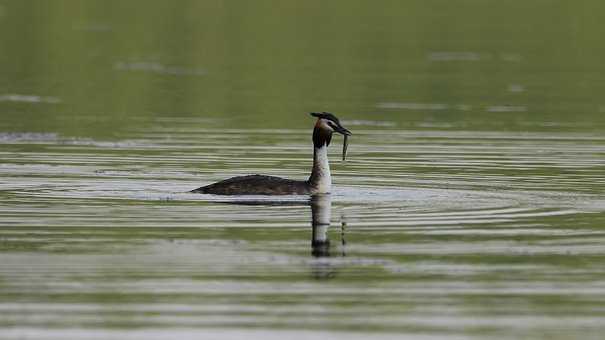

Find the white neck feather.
[{"left": 309, "top": 145, "right": 332, "bottom": 194}]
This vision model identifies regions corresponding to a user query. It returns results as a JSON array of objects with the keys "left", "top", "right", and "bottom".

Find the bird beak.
[{"left": 334, "top": 124, "right": 352, "bottom": 136}]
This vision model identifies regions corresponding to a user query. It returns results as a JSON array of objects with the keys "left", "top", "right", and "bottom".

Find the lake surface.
[{"left": 1, "top": 1, "right": 605, "bottom": 339}]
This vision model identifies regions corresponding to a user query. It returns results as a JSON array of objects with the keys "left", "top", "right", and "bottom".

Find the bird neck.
[
  {"left": 308, "top": 143, "right": 332, "bottom": 194},
  {"left": 308, "top": 125, "right": 333, "bottom": 194}
]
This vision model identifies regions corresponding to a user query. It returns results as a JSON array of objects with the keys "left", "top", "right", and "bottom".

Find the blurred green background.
[{"left": 1, "top": 0, "right": 604, "bottom": 136}]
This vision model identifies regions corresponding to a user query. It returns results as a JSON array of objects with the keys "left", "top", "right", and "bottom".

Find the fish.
[{"left": 342, "top": 134, "right": 348, "bottom": 161}]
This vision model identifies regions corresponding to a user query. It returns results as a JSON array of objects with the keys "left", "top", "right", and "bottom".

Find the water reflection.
[
  {"left": 213, "top": 194, "right": 345, "bottom": 279},
  {"left": 311, "top": 194, "right": 346, "bottom": 257},
  {"left": 311, "top": 194, "right": 331, "bottom": 257},
  {"left": 310, "top": 194, "right": 346, "bottom": 280}
]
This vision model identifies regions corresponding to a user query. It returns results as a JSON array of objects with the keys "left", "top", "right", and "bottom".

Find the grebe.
[{"left": 191, "top": 112, "right": 352, "bottom": 195}]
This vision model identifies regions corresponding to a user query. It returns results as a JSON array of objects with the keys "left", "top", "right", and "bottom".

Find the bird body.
[{"left": 193, "top": 174, "right": 310, "bottom": 195}]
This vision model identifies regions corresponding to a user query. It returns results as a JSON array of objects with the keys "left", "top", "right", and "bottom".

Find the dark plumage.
[{"left": 191, "top": 175, "right": 310, "bottom": 195}]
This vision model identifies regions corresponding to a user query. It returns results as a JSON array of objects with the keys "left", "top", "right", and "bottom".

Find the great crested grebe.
[{"left": 191, "top": 112, "right": 352, "bottom": 195}]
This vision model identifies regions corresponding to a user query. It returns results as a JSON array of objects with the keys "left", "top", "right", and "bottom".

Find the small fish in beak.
[
  {"left": 333, "top": 123, "right": 351, "bottom": 161},
  {"left": 342, "top": 134, "right": 349, "bottom": 161}
]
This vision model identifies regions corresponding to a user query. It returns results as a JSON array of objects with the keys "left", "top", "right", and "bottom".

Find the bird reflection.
[
  {"left": 310, "top": 194, "right": 346, "bottom": 280},
  {"left": 311, "top": 194, "right": 331, "bottom": 257},
  {"left": 310, "top": 194, "right": 346, "bottom": 257},
  {"left": 207, "top": 194, "right": 346, "bottom": 279}
]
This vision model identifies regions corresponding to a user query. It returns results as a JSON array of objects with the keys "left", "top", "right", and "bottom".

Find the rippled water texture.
[
  {"left": 2, "top": 1, "right": 605, "bottom": 339},
  {"left": 2, "top": 122, "right": 605, "bottom": 339}
]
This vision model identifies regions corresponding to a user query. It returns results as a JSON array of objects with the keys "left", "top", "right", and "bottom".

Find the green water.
[{"left": 1, "top": 1, "right": 605, "bottom": 339}]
